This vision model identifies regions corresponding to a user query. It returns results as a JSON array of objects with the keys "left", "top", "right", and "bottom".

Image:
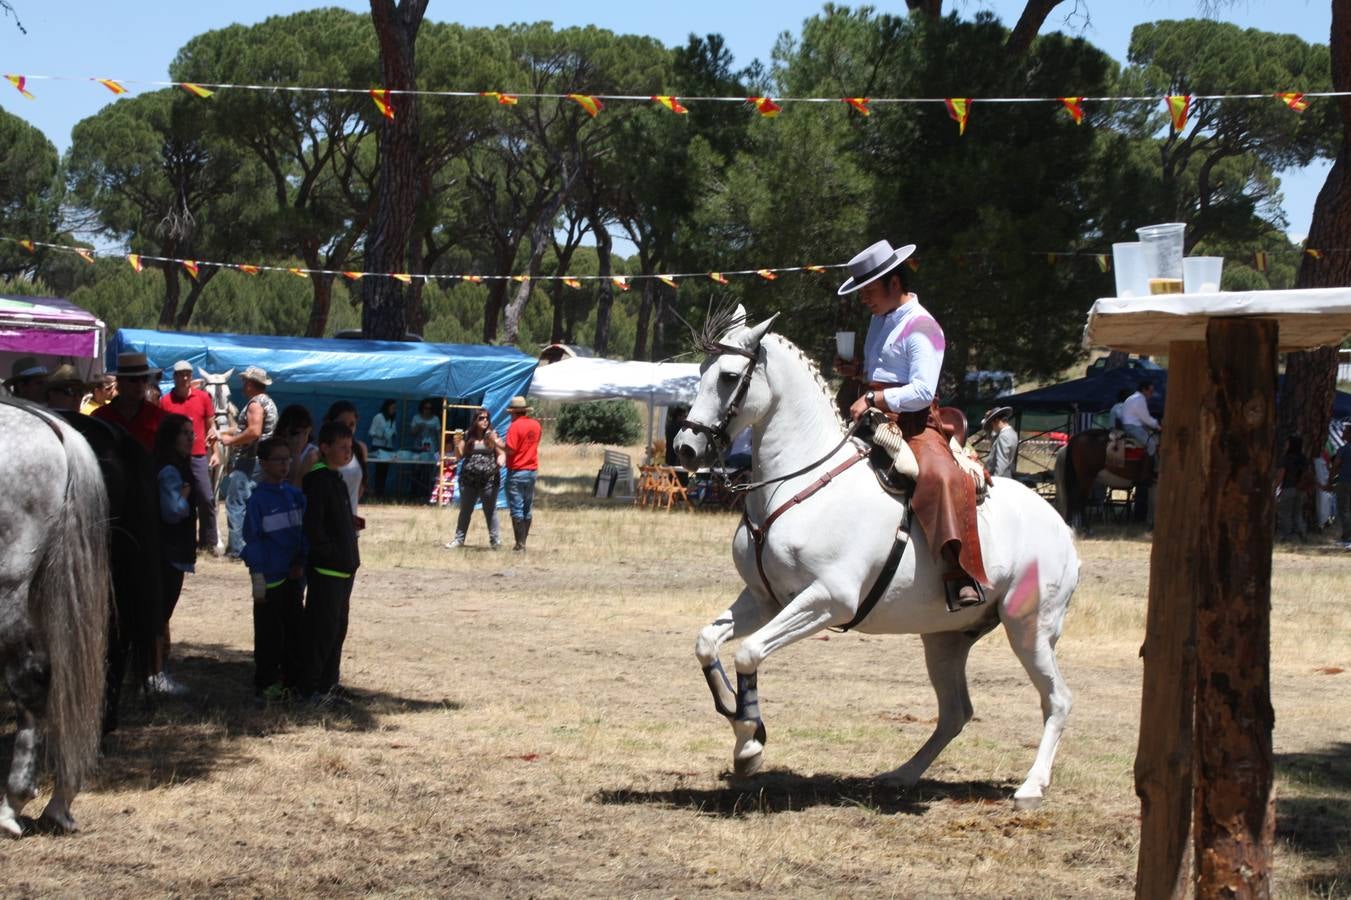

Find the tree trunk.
[
  {"left": 905, "top": 0, "right": 942, "bottom": 18},
  {"left": 1004, "top": 0, "right": 1066, "bottom": 56},
  {"left": 158, "top": 257, "right": 182, "bottom": 329},
  {"left": 1193, "top": 319, "right": 1277, "bottom": 899},
  {"left": 174, "top": 267, "right": 219, "bottom": 329},
  {"left": 503, "top": 179, "right": 577, "bottom": 344},
  {"left": 550, "top": 280, "right": 566, "bottom": 344},
  {"left": 305, "top": 274, "right": 336, "bottom": 338},
  {"left": 592, "top": 220, "right": 615, "bottom": 356},
  {"left": 360, "top": 0, "right": 428, "bottom": 342},
  {"left": 1279, "top": 0, "right": 1351, "bottom": 488},
  {"left": 633, "top": 252, "right": 656, "bottom": 359}
]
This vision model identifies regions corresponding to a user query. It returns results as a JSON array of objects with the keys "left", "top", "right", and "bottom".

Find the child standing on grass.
[
  {"left": 242, "top": 436, "right": 308, "bottom": 704},
  {"left": 303, "top": 421, "right": 361, "bottom": 704}
]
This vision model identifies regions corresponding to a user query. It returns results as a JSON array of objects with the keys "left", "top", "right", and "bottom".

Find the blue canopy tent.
[{"left": 109, "top": 329, "right": 538, "bottom": 504}]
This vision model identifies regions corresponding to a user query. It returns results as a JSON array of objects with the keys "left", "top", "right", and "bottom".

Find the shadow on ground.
[
  {"left": 594, "top": 769, "right": 1019, "bottom": 817},
  {"left": 1276, "top": 742, "right": 1351, "bottom": 894},
  {"left": 68, "top": 641, "right": 461, "bottom": 792}
]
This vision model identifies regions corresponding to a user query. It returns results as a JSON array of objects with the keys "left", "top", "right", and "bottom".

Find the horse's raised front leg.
[
  {"left": 695, "top": 588, "right": 770, "bottom": 722},
  {"left": 726, "top": 583, "right": 842, "bottom": 778},
  {"left": 1, "top": 639, "right": 51, "bottom": 838},
  {"left": 881, "top": 630, "right": 978, "bottom": 789}
]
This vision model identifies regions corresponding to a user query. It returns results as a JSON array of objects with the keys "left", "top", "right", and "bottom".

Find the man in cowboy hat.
[
  {"left": 504, "top": 395, "right": 541, "bottom": 551},
  {"left": 43, "top": 363, "right": 89, "bottom": 412},
  {"left": 982, "top": 406, "right": 1018, "bottom": 479},
  {"left": 92, "top": 351, "right": 166, "bottom": 452},
  {"left": 161, "top": 360, "right": 221, "bottom": 553},
  {"left": 219, "top": 365, "right": 279, "bottom": 559},
  {"left": 5, "top": 356, "right": 50, "bottom": 403},
  {"left": 834, "top": 239, "right": 988, "bottom": 611}
]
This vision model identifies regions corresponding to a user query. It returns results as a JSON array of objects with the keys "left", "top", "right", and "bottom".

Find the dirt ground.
[{"left": 6, "top": 443, "right": 1351, "bottom": 897}]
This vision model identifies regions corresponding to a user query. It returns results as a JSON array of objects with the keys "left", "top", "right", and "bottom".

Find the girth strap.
[
  {"left": 743, "top": 451, "right": 866, "bottom": 609},
  {"left": 833, "top": 524, "right": 909, "bottom": 633}
]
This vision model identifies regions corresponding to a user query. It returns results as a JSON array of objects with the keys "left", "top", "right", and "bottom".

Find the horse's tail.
[
  {"left": 1053, "top": 442, "right": 1076, "bottom": 522},
  {"left": 32, "top": 422, "right": 110, "bottom": 790}
]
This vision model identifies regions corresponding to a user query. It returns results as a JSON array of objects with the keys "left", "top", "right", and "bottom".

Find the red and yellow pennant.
[
  {"left": 1306, "top": 248, "right": 1323, "bottom": 260},
  {"left": 511, "top": 274, "right": 530, "bottom": 283},
  {"left": 5, "top": 75, "right": 33, "bottom": 100},
  {"left": 481, "top": 91, "right": 518, "bottom": 106},
  {"left": 341, "top": 271, "right": 364, "bottom": 281},
  {"left": 709, "top": 272, "right": 728, "bottom": 285},
  {"left": 658, "top": 275, "right": 677, "bottom": 288},
  {"left": 563, "top": 277, "right": 582, "bottom": 289},
  {"left": 567, "top": 94, "right": 603, "bottom": 118},
  {"left": 18, "top": 239, "right": 35, "bottom": 254},
  {"left": 804, "top": 265, "right": 826, "bottom": 273},
  {"left": 1254, "top": 250, "right": 1268, "bottom": 272},
  {"left": 75, "top": 248, "right": 95, "bottom": 264},
  {"left": 370, "top": 89, "right": 395, "bottom": 120},
  {"left": 94, "top": 78, "right": 127, "bottom": 95},
  {"left": 463, "top": 275, "right": 484, "bottom": 284},
  {"left": 1059, "top": 97, "right": 1084, "bottom": 125},
  {"left": 651, "top": 95, "right": 688, "bottom": 114},
  {"left": 180, "top": 82, "right": 214, "bottom": 99},
  {"left": 1046, "top": 253, "right": 1058, "bottom": 266},
  {"left": 392, "top": 273, "right": 413, "bottom": 284},
  {"left": 749, "top": 96, "right": 781, "bottom": 117},
  {"left": 756, "top": 269, "right": 777, "bottom": 281},
  {"left": 905, "top": 257, "right": 920, "bottom": 272},
  {"left": 127, "top": 253, "right": 143, "bottom": 272},
  {"left": 1166, "top": 95, "right": 1190, "bottom": 131},
  {"left": 1096, "top": 254, "right": 1110, "bottom": 273},
  {"left": 945, "top": 98, "right": 972, "bottom": 136},
  {"left": 182, "top": 260, "right": 200, "bottom": 280},
  {"left": 1277, "top": 92, "right": 1309, "bottom": 112},
  {"left": 612, "top": 275, "right": 630, "bottom": 291},
  {"left": 238, "top": 264, "right": 260, "bottom": 275},
  {"left": 843, "top": 97, "right": 871, "bottom": 117},
  {"left": 287, "top": 267, "right": 308, "bottom": 279}
]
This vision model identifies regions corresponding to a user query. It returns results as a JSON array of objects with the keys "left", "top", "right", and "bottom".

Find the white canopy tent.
[{"left": 528, "top": 357, "right": 702, "bottom": 459}]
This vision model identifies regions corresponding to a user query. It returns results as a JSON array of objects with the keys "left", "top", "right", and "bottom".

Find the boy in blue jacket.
[{"left": 242, "top": 436, "right": 308, "bottom": 702}]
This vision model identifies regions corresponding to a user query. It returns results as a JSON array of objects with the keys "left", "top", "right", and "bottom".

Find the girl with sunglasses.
[{"left": 445, "top": 408, "right": 505, "bottom": 549}]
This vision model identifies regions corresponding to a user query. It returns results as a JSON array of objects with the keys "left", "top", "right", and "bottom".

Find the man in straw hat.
[
  {"left": 92, "top": 351, "right": 166, "bottom": 452},
  {"left": 834, "top": 239, "right": 988, "bottom": 611},
  {"left": 982, "top": 406, "right": 1018, "bottom": 480},
  {"left": 219, "top": 366, "right": 279, "bottom": 559},
  {"left": 4, "top": 356, "right": 50, "bottom": 403},
  {"left": 504, "top": 395, "right": 541, "bottom": 551},
  {"left": 43, "top": 363, "right": 89, "bottom": 412}
]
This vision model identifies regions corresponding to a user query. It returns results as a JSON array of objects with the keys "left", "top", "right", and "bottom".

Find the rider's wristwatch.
[{"left": 864, "top": 390, "right": 876, "bottom": 409}]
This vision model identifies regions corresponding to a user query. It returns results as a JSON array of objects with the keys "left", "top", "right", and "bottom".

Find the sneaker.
[
  {"left": 147, "top": 672, "right": 190, "bottom": 698},
  {"left": 443, "top": 540, "right": 464, "bottom": 549}
]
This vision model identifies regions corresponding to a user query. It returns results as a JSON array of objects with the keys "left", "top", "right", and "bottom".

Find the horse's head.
[
  {"left": 674, "top": 305, "right": 779, "bottom": 469},
  {"left": 198, "top": 367, "right": 235, "bottom": 426}
]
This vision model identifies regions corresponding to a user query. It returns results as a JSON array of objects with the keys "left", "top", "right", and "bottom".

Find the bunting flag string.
[
  {"left": 945, "top": 98, "right": 972, "bottom": 135},
  {"left": 1166, "top": 95, "right": 1191, "bottom": 131},
  {"left": 3, "top": 236, "right": 1334, "bottom": 290},
  {"left": 1059, "top": 96, "right": 1084, "bottom": 125},
  {"left": 370, "top": 89, "right": 395, "bottom": 120}
]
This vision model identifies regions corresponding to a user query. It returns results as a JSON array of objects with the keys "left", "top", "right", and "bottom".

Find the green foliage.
[
  {"left": 554, "top": 399, "right": 643, "bottom": 445},
  {"left": 0, "top": 106, "right": 60, "bottom": 279}
]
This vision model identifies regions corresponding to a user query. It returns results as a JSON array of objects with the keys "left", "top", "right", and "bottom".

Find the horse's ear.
[
  {"left": 743, "top": 312, "right": 780, "bottom": 348},
  {"left": 223, "top": 367, "right": 235, "bottom": 380},
  {"left": 198, "top": 366, "right": 208, "bottom": 378}
]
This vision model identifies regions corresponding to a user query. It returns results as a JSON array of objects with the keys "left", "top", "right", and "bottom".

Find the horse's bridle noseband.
[{"left": 681, "top": 342, "right": 759, "bottom": 457}]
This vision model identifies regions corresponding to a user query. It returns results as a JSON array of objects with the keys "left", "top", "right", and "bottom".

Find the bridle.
[{"left": 680, "top": 342, "right": 759, "bottom": 460}]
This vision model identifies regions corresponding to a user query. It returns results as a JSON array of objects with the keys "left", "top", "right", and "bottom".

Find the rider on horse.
[
  {"left": 1121, "top": 379, "right": 1160, "bottom": 455},
  {"left": 833, "top": 239, "right": 989, "bottom": 611}
]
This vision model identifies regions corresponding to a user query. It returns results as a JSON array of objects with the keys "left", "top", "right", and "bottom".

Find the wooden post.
[
  {"left": 1135, "top": 341, "right": 1207, "bottom": 899},
  {"left": 1194, "top": 318, "right": 1277, "bottom": 897}
]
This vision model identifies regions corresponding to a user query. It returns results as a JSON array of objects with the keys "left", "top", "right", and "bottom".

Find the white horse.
[
  {"left": 672, "top": 309, "right": 1079, "bottom": 809},
  {"left": 197, "top": 367, "right": 234, "bottom": 491},
  {"left": 0, "top": 399, "right": 110, "bottom": 835}
]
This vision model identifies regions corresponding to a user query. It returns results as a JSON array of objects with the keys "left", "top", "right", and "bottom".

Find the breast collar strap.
[{"left": 742, "top": 449, "right": 867, "bottom": 609}]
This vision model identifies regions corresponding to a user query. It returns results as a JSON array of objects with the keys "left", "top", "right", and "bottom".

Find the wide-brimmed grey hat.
[
  {"left": 981, "top": 405, "right": 1014, "bottom": 431},
  {"left": 507, "top": 395, "right": 532, "bottom": 413},
  {"left": 837, "top": 240, "right": 916, "bottom": 295},
  {"left": 240, "top": 365, "right": 273, "bottom": 387}
]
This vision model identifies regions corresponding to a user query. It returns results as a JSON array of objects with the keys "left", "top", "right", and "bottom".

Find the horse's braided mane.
[{"left": 765, "top": 333, "right": 836, "bottom": 410}]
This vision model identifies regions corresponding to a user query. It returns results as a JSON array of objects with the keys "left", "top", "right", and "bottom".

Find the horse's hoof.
[
  {"left": 733, "top": 750, "right": 764, "bottom": 779},
  {"left": 878, "top": 767, "right": 921, "bottom": 789},
  {"left": 37, "top": 810, "right": 77, "bottom": 834},
  {"left": 1013, "top": 793, "right": 1044, "bottom": 811},
  {"left": 0, "top": 815, "right": 21, "bottom": 838}
]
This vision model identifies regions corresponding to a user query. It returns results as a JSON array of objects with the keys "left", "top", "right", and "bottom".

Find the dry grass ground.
[{"left": 6, "top": 441, "right": 1351, "bottom": 897}]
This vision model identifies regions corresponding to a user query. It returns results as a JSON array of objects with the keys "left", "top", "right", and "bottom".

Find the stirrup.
[{"left": 942, "top": 571, "right": 985, "bottom": 613}]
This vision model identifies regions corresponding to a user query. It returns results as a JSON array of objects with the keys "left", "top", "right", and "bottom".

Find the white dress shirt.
[
  {"left": 862, "top": 297, "right": 945, "bottom": 413},
  {"left": 1120, "top": 391, "right": 1159, "bottom": 430}
]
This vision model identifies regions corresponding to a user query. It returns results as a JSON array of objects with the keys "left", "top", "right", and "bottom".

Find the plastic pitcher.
[
  {"left": 1136, "top": 222, "right": 1186, "bottom": 295},
  {"left": 1111, "top": 242, "right": 1148, "bottom": 298},
  {"left": 1183, "top": 256, "right": 1224, "bottom": 293},
  {"left": 835, "top": 331, "right": 856, "bottom": 360}
]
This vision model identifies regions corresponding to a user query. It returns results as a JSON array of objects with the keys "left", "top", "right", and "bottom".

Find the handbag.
[{"left": 459, "top": 450, "right": 499, "bottom": 492}]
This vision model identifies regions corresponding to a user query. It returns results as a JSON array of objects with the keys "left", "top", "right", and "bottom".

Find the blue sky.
[{"left": 0, "top": 0, "right": 1335, "bottom": 239}]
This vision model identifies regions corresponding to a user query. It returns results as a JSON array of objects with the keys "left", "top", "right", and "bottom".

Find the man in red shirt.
[
  {"left": 92, "top": 351, "right": 166, "bottom": 453},
  {"left": 161, "top": 360, "right": 221, "bottom": 553},
  {"left": 504, "top": 395, "right": 541, "bottom": 551}
]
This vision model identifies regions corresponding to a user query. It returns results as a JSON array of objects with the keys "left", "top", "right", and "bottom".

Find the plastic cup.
[
  {"left": 1137, "top": 222, "right": 1186, "bottom": 292},
  {"left": 1183, "top": 256, "right": 1224, "bottom": 293},
  {"left": 835, "top": 331, "right": 856, "bottom": 359},
  {"left": 1111, "top": 242, "right": 1147, "bottom": 298}
]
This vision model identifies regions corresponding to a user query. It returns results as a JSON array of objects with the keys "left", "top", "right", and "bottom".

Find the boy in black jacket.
[{"left": 303, "top": 421, "right": 361, "bottom": 703}]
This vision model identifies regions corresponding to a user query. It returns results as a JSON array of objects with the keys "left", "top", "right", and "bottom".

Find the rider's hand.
[
  {"left": 833, "top": 356, "right": 860, "bottom": 379},
  {"left": 848, "top": 395, "right": 870, "bottom": 422}
]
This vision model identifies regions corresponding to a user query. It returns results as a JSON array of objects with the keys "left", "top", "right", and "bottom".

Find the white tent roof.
[{"left": 528, "top": 357, "right": 701, "bottom": 406}]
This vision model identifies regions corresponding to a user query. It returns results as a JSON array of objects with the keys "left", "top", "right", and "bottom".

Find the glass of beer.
[{"left": 1137, "top": 223, "right": 1186, "bottom": 296}]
